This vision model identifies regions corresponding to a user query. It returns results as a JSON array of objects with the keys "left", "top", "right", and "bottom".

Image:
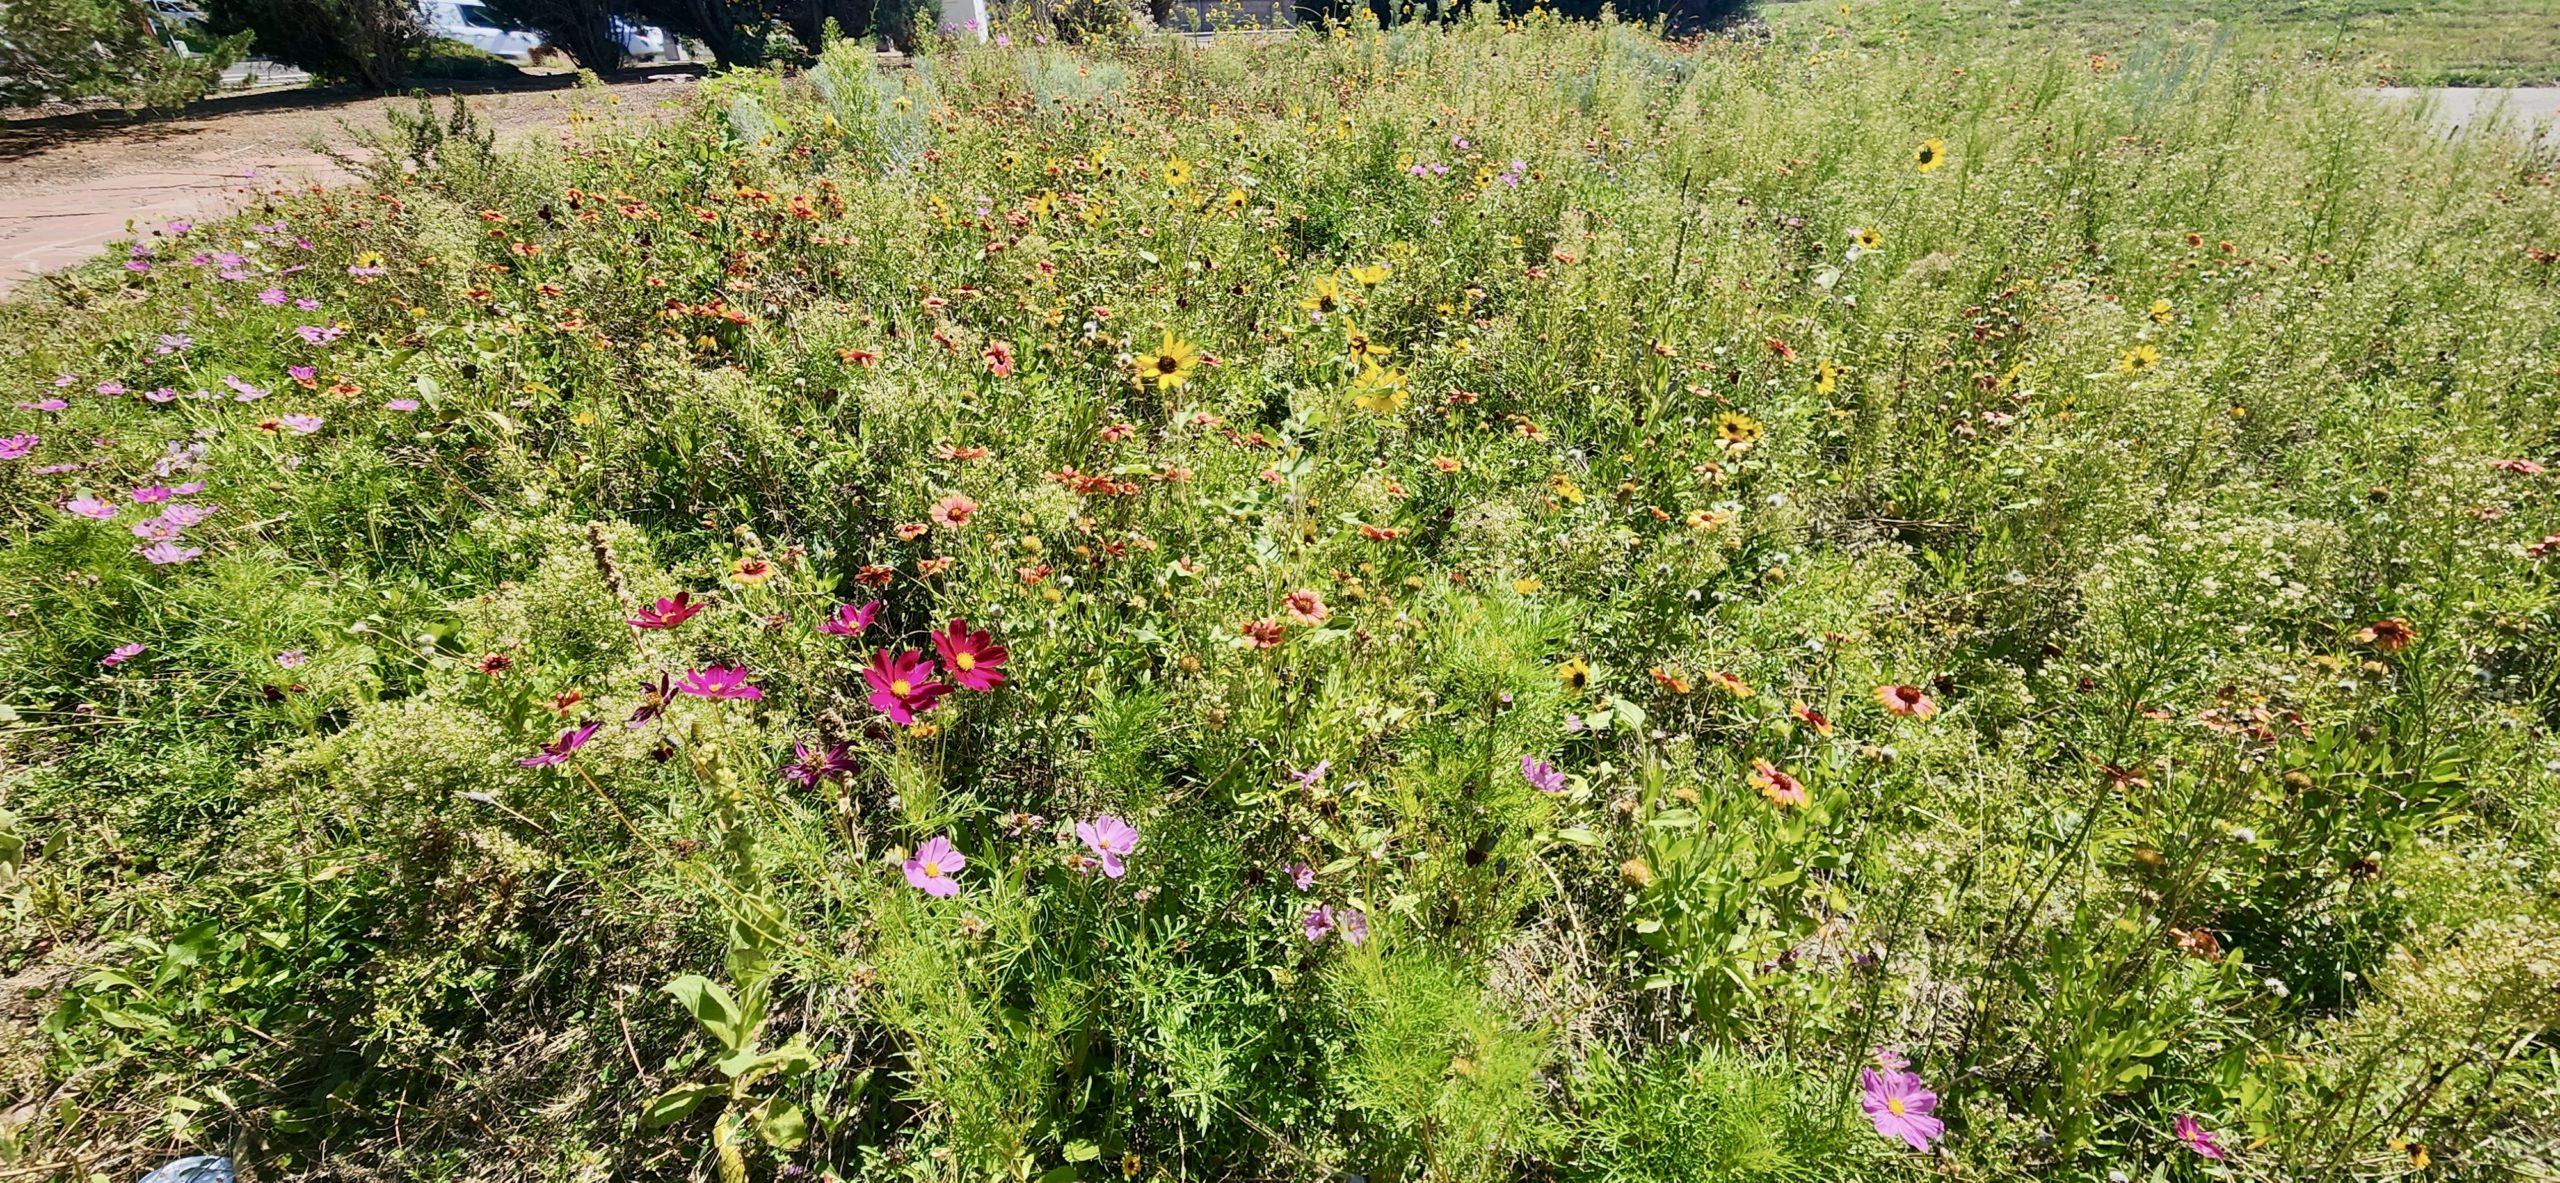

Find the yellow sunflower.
[
  {"left": 2148, "top": 298, "right": 2174, "bottom": 324},
  {"left": 1348, "top": 361, "right": 1409, "bottom": 414},
  {"left": 1814, "top": 359, "right": 1845, "bottom": 395},
  {"left": 2116, "top": 343, "right": 2161, "bottom": 373},
  {"left": 1853, "top": 226, "right": 1882, "bottom": 249},
  {"left": 1557, "top": 656, "right": 1592, "bottom": 692},
  {"left": 1348, "top": 261, "right": 1390, "bottom": 286},
  {"left": 1137, "top": 330, "right": 1200, "bottom": 390},
  {"left": 1716, "top": 411, "right": 1765, "bottom": 450},
  {"left": 1914, "top": 138, "right": 1947, "bottom": 172},
  {"left": 1163, "top": 157, "right": 1192, "bottom": 187},
  {"left": 1300, "top": 276, "right": 1348, "bottom": 317},
  {"left": 1341, "top": 316, "right": 1393, "bottom": 360}
]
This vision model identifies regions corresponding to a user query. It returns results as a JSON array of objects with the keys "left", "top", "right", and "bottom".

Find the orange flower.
[
  {"left": 1876, "top": 683, "right": 1938, "bottom": 718},
  {"left": 839, "top": 347, "right": 881, "bottom": 368},
  {"left": 1704, "top": 671, "right": 1754, "bottom": 698},
  {"left": 1649, "top": 666, "right": 1692, "bottom": 694},
  {"left": 1749, "top": 759, "right": 1807, "bottom": 808},
  {"left": 2354, "top": 618, "right": 2414, "bottom": 652},
  {"left": 1240, "top": 618, "right": 1286, "bottom": 648},
  {"left": 896, "top": 522, "right": 930, "bottom": 541},
  {"left": 1790, "top": 702, "right": 1833, "bottom": 736},
  {"left": 730, "top": 557, "right": 776, "bottom": 586},
  {"left": 1283, "top": 589, "right": 1331, "bottom": 627},
  {"left": 930, "top": 494, "right": 979, "bottom": 529}
]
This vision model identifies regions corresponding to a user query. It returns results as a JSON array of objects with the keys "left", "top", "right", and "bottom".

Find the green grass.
[
  {"left": 4, "top": 11, "right": 2560, "bottom": 1181},
  {"left": 1766, "top": 0, "right": 2560, "bottom": 84}
]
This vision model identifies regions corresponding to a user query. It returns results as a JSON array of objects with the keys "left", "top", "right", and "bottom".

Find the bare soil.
[{"left": 0, "top": 71, "right": 706, "bottom": 295}]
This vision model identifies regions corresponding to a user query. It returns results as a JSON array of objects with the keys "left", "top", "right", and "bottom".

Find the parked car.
[
  {"left": 422, "top": 0, "right": 544, "bottom": 62},
  {"left": 610, "top": 16, "right": 669, "bottom": 60}
]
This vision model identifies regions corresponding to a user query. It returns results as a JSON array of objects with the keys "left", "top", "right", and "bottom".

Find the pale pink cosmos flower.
[
  {"left": 156, "top": 503, "right": 215, "bottom": 528},
  {"left": 137, "top": 542, "right": 203, "bottom": 564},
  {"left": 904, "top": 835, "right": 965, "bottom": 897},
  {"left": 1074, "top": 815, "right": 1139, "bottom": 879},
  {"left": 131, "top": 518, "right": 183, "bottom": 542},
  {"left": 100, "top": 642, "right": 145, "bottom": 667},
  {"left": 63, "top": 497, "right": 118, "bottom": 520}
]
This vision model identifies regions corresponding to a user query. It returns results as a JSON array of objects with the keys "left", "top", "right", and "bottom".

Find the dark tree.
[
  {"left": 204, "top": 0, "right": 426, "bottom": 87},
  {"left": 480, "top": 0, "right": 625, "bottom": 70}
]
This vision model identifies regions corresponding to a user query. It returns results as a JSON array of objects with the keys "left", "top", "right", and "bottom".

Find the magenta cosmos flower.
[
  {"left": 520, "top": 721, "right": 602, "bottom": 767},
  {"left": 782, "top": 741, "right": 854, "bottom": 786},
  {"left": 1860, "top": 1055, "right": 1945, "bottom": 1152},
  {"left": 904, "top": 835, "right": 965, "bottom": 897},
  {"left": 1304, "top": 905, "right": 1368, "bottom": 945},
  {"left": 0, "top": 433, "right": 37, "bottom": 459},
  {"left": 100, "top": 642, "right": 146, "bottom": 668},
  {"left": 866, "top": 648, "right": 950, "bottom": 723},
  {"left": 1074, "top": 815, "right": 1139, "bottom": 878},
  {"left": 2174, "top": 1113, "right": 2228, "bottom": 1161},
  {"left": 930, "top": 619, "right": 1008, "bottom": 692},
  {"left": 676, "top": 666, "right": 762, "bottom": 700},
  {"left": 1521, "top": 754, "right": 1567, "bottom": 794},
  {"left": 628, "top": 592, "right": 704, "bottom": 630},
  {"left": 818, "top": 600, "right": 880, "bottom": 637}
]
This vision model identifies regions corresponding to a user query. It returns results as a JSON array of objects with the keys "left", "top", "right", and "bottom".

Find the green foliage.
[
  {"left": 6, "top": 12, "right": 2560, "bottom": 1182},
  {"left": 0, "top": 0, "right": 236, "bottom": 108}
]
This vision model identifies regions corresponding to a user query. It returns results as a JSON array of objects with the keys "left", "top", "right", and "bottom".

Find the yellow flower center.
[
  {"left": 891, "top": 678, "right": 913, "bottom": 697},
  {"left": 922, "top": 860, "right": 941, "bottom": 877},
  {"left": 1886, "top": 1097, "right": 1906, "bottom": 1116},
  {"left": 954, "top": 652, "right": 976, "bottom": 671}
]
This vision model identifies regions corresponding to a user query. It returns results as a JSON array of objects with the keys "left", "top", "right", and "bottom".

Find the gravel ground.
[{"left": 0, "top": 73, "right": 704, "bottom": 295}]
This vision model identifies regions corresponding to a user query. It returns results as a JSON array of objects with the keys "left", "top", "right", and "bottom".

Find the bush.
[{"left": 0, "top": 0, "right": 236, "bottom": 108}]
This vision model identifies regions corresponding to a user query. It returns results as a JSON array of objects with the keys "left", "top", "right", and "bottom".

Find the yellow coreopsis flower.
[
  {"left": 1349, "top": 361, "right": 1408, "bottom": 414},
  {"left": 1914, "top": 137, "right": 1947, "bottom": 172}
]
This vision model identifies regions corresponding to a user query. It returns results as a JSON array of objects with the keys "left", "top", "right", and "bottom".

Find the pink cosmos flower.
[
  {"left": 1287, "top": 861, "right": 1316, "bottom": 890},
  {"left": 276, "top": 650, "right": 306, "bottom": 668},
  {"left": 259, "top": 288, "right": 288, "bottom": 305},
  {"left": 131, "top": 518, "right": 183, "bottom": 542},
  {"left": 169, "top": 481, "right": 204, "bottom": 495},
  {"left": 19, "top": 399, "right": 67, "bottom": 412},
  {"left": 100, "top": 642, "right": 145, "bottom": 667},
  {"left": 131, "top": 485, "right": 172, "bottom": 503},
  {"left": 1304, "top": 905, "right": 1336, "bottom": 941},
  {"left": 288, "top": 365, "right": 317, "bottom": 385},
  {"left": 782, "top": 741, "right": 854, "bottom": 786},
  {"left": 676, "top": 666, "right": 763, "bottom": 700},
  {"left": 95, "top": 381, "right": 125, "bottom": 396},
  {"left": 279, "top": 414, "right": 322, "bottom": 435},
  {"left": 628, "top": 592, "right": 704, "bottom": 630},
  {"left": 63, "top": 497, "right": 118, "bottom": 520},
  {"left": 930, "top": 619, "right": 1008, "bottom": 692},
  {"left": 904, "top": 835, "right": 965, "bottom": 897},
  {"left": 2174, "top": 1114, "right": 2227, "bottom": 1161},
  {"left": 520, "top": 721, "right": 602, "bottom": 767},
  {"left": 1860, "top": 1055, "right": 1945, "bottom": 1152},
  {"left": 865, "top": 649, "right": 949, "bottom": 723},
  {"left": 0, "top": 433, "right": 36, "bottom": 459},
  {"left": 1336, "top": 907, "right": 1368, "bottom": 946},
  {"left": 818, "top": 601, "right": 880, "bottom": 637},
  {"left": 137, "top": 542, "right": 202, "bottom": 565},
  {"left": 384, "top": 398, "right": 420, "bottom": 412},
  {"left": 1521, "top": 754, "right": 1567, "bottom": 794},
  {"left": 155, "top": 503, "right": 214, "bottom": 528},
  {"left": 145, "top": 388, "right": 177, "bottom": 403},
  {"left": 1074, "top": 815, "right": 1139, "bottom": 878}
]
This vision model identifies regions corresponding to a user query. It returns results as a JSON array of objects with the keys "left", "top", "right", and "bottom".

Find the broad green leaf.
[{"left": 664, "top": 974, "right": 748, "bottom": 1053}]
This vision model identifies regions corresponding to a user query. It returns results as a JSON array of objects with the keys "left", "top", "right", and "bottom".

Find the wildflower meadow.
[{"left": 6, "top": 11, "right": 2560, "bottom": 1181}]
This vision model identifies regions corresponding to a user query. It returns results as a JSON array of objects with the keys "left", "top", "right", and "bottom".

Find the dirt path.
[{"left": 0, "top": 73, "right": 703, "bottom": 295}]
